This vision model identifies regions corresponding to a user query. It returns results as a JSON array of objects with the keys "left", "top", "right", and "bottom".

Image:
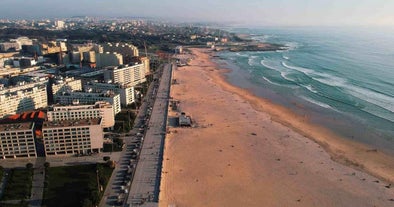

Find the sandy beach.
[{"left": 159, "top": 48, "right": 394, "bottom": 207}]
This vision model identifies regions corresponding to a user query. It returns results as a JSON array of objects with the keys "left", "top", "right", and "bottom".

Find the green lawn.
[
  {"left": 0, "top": 166, "right": 4, "bottom": 181},
  {"left": 1, "top": 168, "right": 33, "bottom": 200},
  {"left": 42, "top": 163, "right": 113, "bottom": 207},
  {"left": 0, "top": 202, "right": 29, "bottom": 207}
]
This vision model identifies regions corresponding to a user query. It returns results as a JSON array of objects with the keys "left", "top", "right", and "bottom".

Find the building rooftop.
[
  {"left": 59, "top": 91, "right": 117, "bottom": 98},
  {"left": 0, "top": 122, "right": 33, "bottom": 131},
  {"left": 49, "top": 101, "right": 112, "bottom": 111},
  {"left": 0, "top": 111, "right": 46, "bottom": 124},
  {"left": 43, "top": 118, "right": 101, "bottom": 128}
]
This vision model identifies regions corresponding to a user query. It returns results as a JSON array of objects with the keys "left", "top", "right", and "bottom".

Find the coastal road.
[
  {"left": 99, "top": 68, "right": 159, "bottom": 207},
  {"left": 126, "top": 63, "right": 172, "bottom": 206}
]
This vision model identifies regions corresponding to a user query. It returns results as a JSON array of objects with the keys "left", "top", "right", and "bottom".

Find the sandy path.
[{"left": 159, "top": 48, "right": 394, "bottom": 207}]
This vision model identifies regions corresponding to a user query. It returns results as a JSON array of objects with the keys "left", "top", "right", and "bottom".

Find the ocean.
[{"left": 216, "top": 27, "right": 394, "bottom": 154}]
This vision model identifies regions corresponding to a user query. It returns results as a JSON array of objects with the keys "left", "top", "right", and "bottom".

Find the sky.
[{"left": 1, "top": 0, "right": 394, "bottom": 26}]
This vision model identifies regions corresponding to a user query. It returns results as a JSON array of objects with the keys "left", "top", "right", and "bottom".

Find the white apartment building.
[
  {"left": 42, "top": 118, "right": 103, "bottom": 156},
  {"left": 51, "top": 77, "right": 82, "bottom": 100},
  {"left": 103, "top": 43, "right": 139, "bottom": 58},
  {"left": 140, "top": 56, "right": 151, "bottom": 75},
  {"left": 0, "top": 80, "right": 48, "bottom": 118},
  {"left": 96, "top": 52, "right": 123, "bottom": 68},
  {"left": 103, "top": 64, "right": 146, "bottom": 86},
  {"left": 55, "top": 20, "right": 65, "bottom": 30},
  {"left": 84, "top": 82, "right": 136, "bottom": 106},
  {"left": 47, "top": 101, "right": 115, "bottom": 128},
  {"left": 0, "top": 122, "right": 37, "bottom": 159},
  {"left": 56, "top": 91, "right": 121, "bottom": 115}
]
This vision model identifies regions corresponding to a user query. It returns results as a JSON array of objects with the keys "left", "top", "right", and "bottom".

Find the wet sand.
[{"left": 159, "top": 48, "right": 394, "bottom": 207}]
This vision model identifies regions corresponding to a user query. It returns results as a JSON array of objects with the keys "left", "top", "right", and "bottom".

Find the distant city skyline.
[{"left": 1, "top": 0, "right": 394, "bottom": 26}]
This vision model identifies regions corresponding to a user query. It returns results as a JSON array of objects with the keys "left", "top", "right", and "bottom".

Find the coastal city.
[
  {"left": 1, "top": 1, "right": 394, "bottom": 207},
  {"left": 0, "top": 15, "right": 280, "bottom": 206},
  {"left": 0, "top": 16, "right": 233, "bottom": 207}
]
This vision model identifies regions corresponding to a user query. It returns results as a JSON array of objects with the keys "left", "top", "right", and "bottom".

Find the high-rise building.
[
  {"left": 55, "top": 20, "right": 65, "bottom": 29},
  {"left": 103, "top": 64, "right": 146, "bottom": 86},
  {"left": 0, "top": 79, "right": 48, "bottom": 118},
  {"left": 51, "top": 77, "right": 82, "bottom": 103},
  {"left": 0, "top": 122, "right": 37, "bottom": 159},
  {"left": 0, "top": 42, "right": 20, "bottom": 52},
  {"left": 95, "top": 52, "right": 123, "bottom": 68},
  {"left": 84, "top": 82, "right": 136, "bottom": 106},
  {"left": 47, "top": 101, "right": 115, "bottom": 128},
  {"left": 103, "top": 43, "right": 139, "bottom": 63},
  {"left": 42, "top": 118, "right": 103, "bottom": 156},
  {"left": 56, "top": 91, "right": 121, "bottom": 115},
  {"left": 131, "top": 56, "right": 151, "bottom": 75}
]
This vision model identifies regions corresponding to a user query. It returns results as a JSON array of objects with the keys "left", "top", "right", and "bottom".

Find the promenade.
[{"left": 125, "top": 63, "right": 172, "bottom": 206}]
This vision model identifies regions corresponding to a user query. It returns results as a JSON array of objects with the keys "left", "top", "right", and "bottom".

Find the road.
[
  {"left": 125, "top": 63, "right": 172, "bottom": 207},
  {"left": 99, "top": 63, "right": 172, "bottom": 207}
]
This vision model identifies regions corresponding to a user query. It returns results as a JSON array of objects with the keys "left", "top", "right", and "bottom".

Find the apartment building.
[
  {"left": 51, "top": 77, "right": 82, "bottom": 102},
  {"left": 47, "top": 101, "right": 115, "bottom": 128},
  {"left": 56, "top": 91, "right": 121, "bottom": 115},
  {"left": 96, "top": 52, "right": 123, "bottom": 68},
  {"left": 84, "top": 82, "right": 136, "bottom": 106},
  {"left": 0, "top": 79, "right": 48, "bottom": 118},
  {"left": 0, "top": 122, "right": 37, "bottom": 159},
  {"left": 42, "top": 118, "right": 103, "bottom": 156},
  {"left": 103, "top": 43, "right": 139, "bottom": 61},
  {"left": 103, "top": 64, "right": 146, "bottom": 85}
]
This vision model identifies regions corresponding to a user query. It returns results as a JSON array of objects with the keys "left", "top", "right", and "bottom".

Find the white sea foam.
[
  {"left": 282, "top": 61, "right": 347, "bottom": 85},
  {"left": 282, "top": 61, "right": 314, "bottom": 75},
  {"left": 284, "top": 42, "right": 300, "bottom": 50},
  {"left": 280, "top": 71, "right": 295, "bottom": 82},
  {"left": 283, "top": 55, "right": 290, "bottom": 60},
  {"left": 261, "top": 60, "right": 280, "bottom": 71},
  {"left": 301, "top": 96, "right": 332, "bottom": 109},
  {"left": 281, "top": 61, "right": 394, "bottom": 119},
  {"left": 261, "top": 76, "right": 281, "bottom": 86},
  {"left": 344, "top": 85, "right": 394, "bottom": 114},
  {"left": 360, "top": 106, "right": 394, "bottom": 123},
  {"left": 236, "top": 52, "right": 248, "bottom": 57},
  {"left": 247, "top": 55, "right": 259, "bottom": 66},
  {"left": 301, "top": 84, "right": 318, "bottom": 94}
]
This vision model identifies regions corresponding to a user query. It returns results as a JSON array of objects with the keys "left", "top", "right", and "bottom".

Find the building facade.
[
  {"left": 103, "top": 43, "right": 139, "bottom": 61},
  {"left": 56, "top": 91, "right": 121, "bottom": 115},
  {"left": 0, "top": 80, "right": 48, "bottom": 118},
  {"left": 0, "top": 122, "right": 37, "bottom": 159},
  {"left": 42, "top": 118, "right": 103, "bottom": 156},
  {"left": 84, "top": 82, "right": 136, "bottom": 106},
  {"left": 95, "top": 52, "right": 123, "bottom": 68},
  {"left": 47, "top": 101, "right": 115, "bottom": 128},
  {"left": 103, "top": 64, "right": 146, "bottom": 86},
  {"left": 51, "top": 77, "right": 82, "bottom": 103}
]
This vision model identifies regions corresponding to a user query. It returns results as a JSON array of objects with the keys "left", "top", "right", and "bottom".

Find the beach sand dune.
[{"left": 159, "top": 48, "right": 394, "bottom": 207}]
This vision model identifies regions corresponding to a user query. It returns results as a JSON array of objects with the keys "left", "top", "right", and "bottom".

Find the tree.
[
  {"left": 106, "top": 160, "right": 116, "bottom": 169},
  {"left": 26, "top": 163, "right": 33, "bottom": 169},
  {"left": 82, "top": 198, "right": 93, "bottom": 207}
]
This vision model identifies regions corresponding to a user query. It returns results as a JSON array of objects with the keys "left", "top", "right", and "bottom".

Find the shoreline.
[
  {"left": 208, "top": 49, "right": 394, "bottom": 184},
  {"left": 159, "top": 48, "right": 394, "bottom": 207}
]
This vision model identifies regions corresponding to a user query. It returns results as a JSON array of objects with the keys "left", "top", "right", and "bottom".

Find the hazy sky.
[{"left": 1, "top": 0, "right": 394, "bottom": 26}]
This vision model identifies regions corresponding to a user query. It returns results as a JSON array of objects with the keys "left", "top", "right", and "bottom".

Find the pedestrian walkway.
[{"left": 29, "top": 157, "right": 46, "bottom": 207}]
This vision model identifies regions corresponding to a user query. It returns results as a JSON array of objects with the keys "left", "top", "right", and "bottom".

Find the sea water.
[{"left": 217, "top": 27, "right": 394, "bottom": 154}]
